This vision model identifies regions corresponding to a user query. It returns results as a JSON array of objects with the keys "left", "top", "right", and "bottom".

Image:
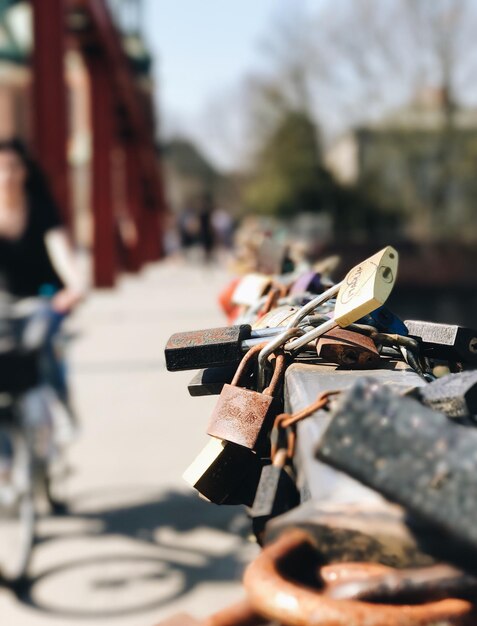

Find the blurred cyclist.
[{"left": 0, "top": 138, "right": 86, "bottom": 405}]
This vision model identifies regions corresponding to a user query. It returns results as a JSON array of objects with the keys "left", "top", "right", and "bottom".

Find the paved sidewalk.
[{"left": 0, "top": 261, "right": 258, "bottom": 625}]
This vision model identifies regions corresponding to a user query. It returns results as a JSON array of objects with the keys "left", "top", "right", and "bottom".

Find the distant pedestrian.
[
  {"left": 212, "top": 208, "right": 234, "bottom": 250},
  {"left": 178, "top": 206, "right": 200, "bottom": 252},
  {"left": 197, "top": 192, "right": 216, "bottom": 263}
]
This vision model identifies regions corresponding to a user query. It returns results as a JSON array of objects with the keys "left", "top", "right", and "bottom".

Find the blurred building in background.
[
  {"left": 326, "top": 88, "right": 477, "bottom": 243},
  {"left": 0, "top": 0, "right": 167, "bottom": 287},
  {"left": 0, "top": 2, "right": 31, "bottom": 139}
]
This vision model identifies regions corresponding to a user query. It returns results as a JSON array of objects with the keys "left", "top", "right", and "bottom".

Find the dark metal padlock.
[
  {"left": 405, "top": 320, "right": 477, "bottom": 364},
  {"left": 187, "top": 365, "right": 237, "bottom": 397},
  {"left": 316, "top": 377, "right": 477, "bottom": 562},
  {"left": 251, "top": 450, "right": 300, "bottom": 520},
  {"left": 416, "top": 370, "right": 477, "bottom": 420},
  {"left": 316, "top": 327, "right": 380, "bottom": 368},
  {"left": 165, "top": 324, "right": 251, "bottom": 371},
  {"left": 207, "top": 345, "right": 285, "bottom": 450},
  {"left": 165, "top": 324, "right": 283, "bottom": 372}
]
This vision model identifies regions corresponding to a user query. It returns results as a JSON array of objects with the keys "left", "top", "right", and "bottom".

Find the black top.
[{"left": 0, "top": 199, "right": 63, "bottom": 297}]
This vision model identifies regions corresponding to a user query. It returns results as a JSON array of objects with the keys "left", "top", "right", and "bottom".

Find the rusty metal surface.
[
  {"left": 231, "top": 343, "right": 268, "bottom": 386},
  {"left": 207, "top": 350, "right": 285, "bottom": 450},
  {"left": 243, "top": 530, "right": 477, "bottom": 626},
  {"left": 322, "top": 562, "right": 477, "bottom": 603},
  {"left": 264, "top": 500, "right": 442, "bottom": 569},
  {"left": 317, "top": 328, "right": 380, "bottom": 369},
  {"left": 207, "top": 385, "right": 275, "bottom": 449}
]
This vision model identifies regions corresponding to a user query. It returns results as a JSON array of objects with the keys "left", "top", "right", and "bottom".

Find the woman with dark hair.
[
  {"left": 0, "top": 138, "right": 85, "bottom": 307},
  {"left": 0, "top": 138, "right": 86, "bottom": 403}
]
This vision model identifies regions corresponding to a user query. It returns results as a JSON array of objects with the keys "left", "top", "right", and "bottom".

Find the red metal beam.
[
  {"left": 69, "top": 0, "right": 166, "bottom": 217},
  {"left": 68, "top": 0, "right": 167, "bottom": 282},
  {"left": 31, "top": 0, "right": 71, "bottom": 228},
  {"left": 87, "top": 52, "right": 116, "bottom": 287},
  {"left": 124, "top": 141, "right": 143, "bottom": 271}
]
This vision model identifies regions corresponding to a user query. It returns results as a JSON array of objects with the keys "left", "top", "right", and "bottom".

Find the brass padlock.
[
  {"left": 207, "top": 344, "right": 285, "bottom": 450},
  {"left": 317, "top": 327, "right": 380, "bottom": 368},
  {"left": 286, "top": 246, "right": 399, "bottom": 352},
  {"left": 183, "top": 437, "right": 261, "bottom": 506}
]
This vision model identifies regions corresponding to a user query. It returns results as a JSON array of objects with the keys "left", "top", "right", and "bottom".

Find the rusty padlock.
[
  {"left": 207, "top": 344, "right": 286, "bottom": 450},
  {"left": 317, "top": 327, "right": 380, "bottom": 368}
]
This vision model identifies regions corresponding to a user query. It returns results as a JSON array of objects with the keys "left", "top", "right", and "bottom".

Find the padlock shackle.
[
  {"left": 285, "top": 282, "right": 342, "bottom": 330},
  {"left": 258, "top": 328, "right": 304, "bottom": 391},
  {"left": 231, "top": 342, "right": 267, "bottom": 387},
  {"left": 263, "top": 352, "right": 286, "bottom": 397},
  {"left": 286, "top": 318, "right": 337, "bottom": 352}
]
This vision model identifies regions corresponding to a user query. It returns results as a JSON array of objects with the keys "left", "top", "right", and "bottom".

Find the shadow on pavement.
[{"left": 15, "top": 488, "right": 252, "bottom": 620}]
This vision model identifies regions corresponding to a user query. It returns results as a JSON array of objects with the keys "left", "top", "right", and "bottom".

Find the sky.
[{"left": 143, "top": 1, "right": 321, "bottom": 169}]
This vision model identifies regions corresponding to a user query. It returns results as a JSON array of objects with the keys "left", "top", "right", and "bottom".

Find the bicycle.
[{"left": 0, "top": 293, "right": 75, "bottom": 584}]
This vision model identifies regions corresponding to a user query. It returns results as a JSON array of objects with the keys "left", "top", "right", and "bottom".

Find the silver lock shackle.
[
  {"left": 254, "top": 281, "right": 342, "bottom": 365},
  {"left": 285, "top": 318, "right": 337, "bottom": 352},
  {"left": 257, "top": 327, "right": 304, "bottom": 391},
  {"left": 285, "top": 282, "right": 342, "bottom": 330}
]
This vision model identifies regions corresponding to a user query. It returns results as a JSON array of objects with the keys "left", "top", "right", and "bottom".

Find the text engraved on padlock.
[
  {"left": 334, "top": 247, "right": 398, "bottom": 328},
  {"left": 340, "top": 262, "right": 394, "bottom": 306},
  {"left": 167, "top": 326, "right": 246, "bottom": 349},
  {"left": 208, "top": 385, "right": 274, "bottom": 449},
  {"left": 406, "top": 321, "right": 458, "bottom": 346}
]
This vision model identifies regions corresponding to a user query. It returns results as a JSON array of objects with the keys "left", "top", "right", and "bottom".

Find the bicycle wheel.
[{"left": 0, "top": 427, "right": 35, "bottom": 583}]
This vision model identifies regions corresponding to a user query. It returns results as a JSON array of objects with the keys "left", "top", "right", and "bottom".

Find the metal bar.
[
  {"left": 31, "top": 0, "right": 71, "bottom": 228},
  {"left": 70, "top": 0, "right": 167, "bottom": 227},
  {"left": 124, "top": 140, "right": 143, "bottom": 271},
  {"left": 243, "top": 529, "right": 476, "bottom": 626},
  {"left": 87, "top": 51, "right": 116, "bottom": 287}
]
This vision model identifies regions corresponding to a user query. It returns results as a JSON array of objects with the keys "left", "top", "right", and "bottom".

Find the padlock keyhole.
[{"left": 343, "top": 350, "right": 358, "bottom": 364}]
